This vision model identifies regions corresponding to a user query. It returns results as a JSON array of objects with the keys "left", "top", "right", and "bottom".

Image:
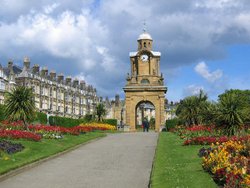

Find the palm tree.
[
  {"left": 176, "top": 96, "right": 197, "bottom": 126},
  {"left": 4, "top": 86, "right": 35, "bottom": 130},
  {"left": 216, "top": 92, "right": 244, "bottom": 136},
  {"left": 96, "top": 103, "right": 106, "bottom": 122},
  {"left": 176, "top": 90, "right": 210, "bottom": 126}
]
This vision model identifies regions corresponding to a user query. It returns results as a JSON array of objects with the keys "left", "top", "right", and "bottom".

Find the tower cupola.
[{"left": 137, "top": 25, "right": 153, "bottom": 51}]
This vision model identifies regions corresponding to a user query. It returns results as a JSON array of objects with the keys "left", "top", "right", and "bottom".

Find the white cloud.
[
  {"left": 183, "top": 84, "right": 204, "bottom": 97},
  {"left": 96, "top": 46, "right": 116, "bottom": 72},
  {"left": 43, "top": 3, "right": 60, "bottom": 14},
  {"left": 194, "top": 62, "right": 223, "bottom": 83},
  {"left": 194, "top": 0, "right": 240, "bottom": 9},
  {"left": 0, "top": 9, "right": 113, "bottom": 70},
  {"left": 0, "top": 0, "right": 250, "bottom": 99}
]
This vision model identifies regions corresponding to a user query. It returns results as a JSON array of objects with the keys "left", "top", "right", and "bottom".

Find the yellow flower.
[{"left": 3, "top": 156, "right": 9, "bottom": 160}]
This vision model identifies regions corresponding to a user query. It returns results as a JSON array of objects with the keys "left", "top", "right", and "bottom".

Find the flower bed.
[
  {"left": 201, "top": 139, "right": 250, "bottom": 187},
  {"left": 0, "top": 140, "right": 24, "bottom": 154},
  {"left": 170, "top": 125, "right": 218, "bottom": 140},
  {"left": 0, "top": 120, "right": 24, "bottom": 130},
  {"left": 184, "top": 135, "right": 250, "bottom": 145},
  {"left": 186, "top": 125, "right": 213, "bottom": 132},
  {"left": 0, "top": 129, "right": 41, "bottom": 141},
  {"left": 0, "top": 121, "right": 116, "bottom": 141},
  {"left": 28, "top": 125, "right": 81, "bottom": 136},
  {"left": 79, "top": 123, "right": 116, "bottom": 131}
]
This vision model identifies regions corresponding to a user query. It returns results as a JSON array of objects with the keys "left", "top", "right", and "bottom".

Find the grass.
[
  {"left": 0, "top": 132, "right": 105, "bottom": 175},
  {"left": 151, "top": 132, "right": 217, "bottom": 188}
]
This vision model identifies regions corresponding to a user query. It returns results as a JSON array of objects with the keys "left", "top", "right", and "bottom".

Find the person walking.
[{"left": 142, "top": 118, "right": 149, "bottom": 132}]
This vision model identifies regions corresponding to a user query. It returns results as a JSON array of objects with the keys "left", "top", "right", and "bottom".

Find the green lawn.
[
  {"left": 0, "top": 132, "right": 105, "bottom": 175},
  {"left": 151, "top": 132, "right": 217, "bottom": 188}
]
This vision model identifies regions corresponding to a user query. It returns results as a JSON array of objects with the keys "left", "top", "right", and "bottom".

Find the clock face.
[{"left": 141, "top": 54, "right": 149, "bottom": 62}]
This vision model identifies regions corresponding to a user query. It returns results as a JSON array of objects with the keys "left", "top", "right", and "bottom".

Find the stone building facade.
[
  {"left": 0, "top": 58, "right": 98, "bottom": 118},
  {"left": 104, "top": 95, "right": 125, "bottom": 126}
]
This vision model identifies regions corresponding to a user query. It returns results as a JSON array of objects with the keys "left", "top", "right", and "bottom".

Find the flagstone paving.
[{"left": 0, "top": 132, "right": 158, "bottom": 188}]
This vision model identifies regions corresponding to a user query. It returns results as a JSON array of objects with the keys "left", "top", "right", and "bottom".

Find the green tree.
[
  {"left": 4, "top": 86, "right": 35, "bottom": 130},
  {"left": 96, "top": 103, "right": 106, "bottom": 122},
  {"left": 176, "top": 90, "right": 209, "bottom": 126},
  {"left": 218, "top": 89, "right": 250, "bottom": 125},
  {"left": 216, "top": 90, "right": 249, "bottom": 135}
]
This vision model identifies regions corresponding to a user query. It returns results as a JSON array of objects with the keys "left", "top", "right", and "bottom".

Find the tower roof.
[{"left": 138, "top": 32, "right": 152, "bottom": 40}]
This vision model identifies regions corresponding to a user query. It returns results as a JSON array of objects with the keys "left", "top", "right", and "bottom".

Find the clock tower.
[{"left": 123, "top": 30, "right": 167, "bottom": 132}]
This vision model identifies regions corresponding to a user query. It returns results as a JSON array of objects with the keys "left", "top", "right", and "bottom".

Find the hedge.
[
  {"left": 165, "top": 118, "right": 181, "bottom": 131},
  {"left": 49, "top": 115, "right": 118, "bottom": 128},
  {"left": 0, "top": 104, "right": 5, "bottom": 121},
  {"left": 33, "top": 112, "right": 47, "bottom": 124},
  {"left": 48, "top": 116, "right": 86, "bottom": 127},
  {"left": 103, "top": 119, "right": 117, "bottom": 126}
]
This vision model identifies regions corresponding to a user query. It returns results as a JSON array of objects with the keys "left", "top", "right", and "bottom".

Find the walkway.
[{"left": 0, "top": 132, "right": 158, "bottom": 188}]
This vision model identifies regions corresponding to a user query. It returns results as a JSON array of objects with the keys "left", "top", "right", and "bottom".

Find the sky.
[{"left": 0, "top": 0, "right": 249, "bottom": 102}]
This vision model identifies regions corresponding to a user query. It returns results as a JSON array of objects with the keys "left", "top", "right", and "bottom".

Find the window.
[
  {"left": 141, "top": 79, "right": 150, "bottom": 84},
  {"left": 0, "top": 81, "right": 5, "bottom": 90},
  {"left": 144, "top": 42, "right": 146, "bottom": 48}
]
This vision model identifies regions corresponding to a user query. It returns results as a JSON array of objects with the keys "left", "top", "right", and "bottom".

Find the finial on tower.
[{"left": 143, "top": 19, "right": 146, "bottom": 33}]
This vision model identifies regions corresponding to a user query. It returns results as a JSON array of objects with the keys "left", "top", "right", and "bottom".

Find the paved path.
[{"left": 0, "top": 132, "right": 158, "bottom": 188}]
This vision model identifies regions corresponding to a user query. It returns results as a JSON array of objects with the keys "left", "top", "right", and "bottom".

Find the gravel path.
[{"left": 0, "top": 132, "right": 158, "bottom": 188}]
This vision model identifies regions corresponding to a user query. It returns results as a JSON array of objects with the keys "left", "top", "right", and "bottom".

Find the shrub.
[
  {"left": 165, "top": 118, "right": 180, "bottom": 131},
  {"left": 49, "top": 116, "right": 78, "bottom": 127},
  {"left": 84, "top": 114, "right": 94, "bottom": 122},
  {"left": 33, "top": 112, "right": 47, "bottom": 124},
  {"left": 0, "top": 104, "right": 5, "bottom": 121},
  {"left": 103, "top": 119, "right": 117, "bottom": 126},
  {"left": 49, "top": 116, "right": 90, "bottom": 127}
]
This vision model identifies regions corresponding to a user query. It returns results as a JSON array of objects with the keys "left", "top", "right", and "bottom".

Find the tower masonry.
[{"left": 123, "top": 31, "right": 167, "bottom": 131}]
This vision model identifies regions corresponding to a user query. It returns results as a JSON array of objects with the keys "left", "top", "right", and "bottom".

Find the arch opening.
[{"left": 135, "top": 101, "right": 155, "bottom": 130}]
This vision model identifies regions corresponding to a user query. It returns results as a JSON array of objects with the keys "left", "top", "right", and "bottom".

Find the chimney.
[
  {"left": 8, "top": 60, "right": 14, "bottom": 74},
  {"left": 66, "top": 76, "right": 72, "bottom": 86},
  {"left": 23, "top": 57, "right": 30, "bottom": 69},
  {"left": 50, "top": 70, "right": 56, "bottom": 80},
  {"left": 32, "top": 64, "right": 40, "bottom": 74},
  {"left": 73, "top": 79, "right": 79, "bottom": 88},
  {"left": 44, "top": 67, "right": 48, "bottom": 76},
  {"left": 87, "top": 85, "right": 91, "bottom": 92},
  {"left": 8, "top": 60, "right": 13, "bottom": 69},
  {"left": 80, "top": 81, "right": 86, "bottom": 90},
  {"left": 57, "top": 74, "right": 64, "bottom": 83},
  {"left": 115, "top": 94, "right": 120, "bottom": 107},
  {"left": 41, "top": 67, "right": 48, "bottom": 77}
]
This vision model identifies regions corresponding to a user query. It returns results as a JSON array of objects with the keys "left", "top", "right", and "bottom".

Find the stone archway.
[
  {"left": 135, "top": 101, "right": 155, "bottom": 130},
  {"left": 124, "top": 92, "right": 166, "bottom": 132}
]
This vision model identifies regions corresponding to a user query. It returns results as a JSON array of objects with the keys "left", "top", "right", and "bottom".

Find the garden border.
[
  {"left": 0, "top": 135, "right": 106, "bottom": 182},
  {"left": 148, "top": 132, "right": 160, "bottom": 188}
]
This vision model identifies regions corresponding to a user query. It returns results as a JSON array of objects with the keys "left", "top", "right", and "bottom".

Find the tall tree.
[
  {"left": 96, "top": 103, "right": 106, "bottom": 122},
  {"left": 4, "top": 86, "right": 35, "bottom": 130},
  {"left": 176, "top": 90, "right": 209, "bottom": 126},
  {"left": 216, "top": 90, "right": 249, "bottom": 135},
  {"left": 218, "top": 89, "right": 250, "bottom": 124}
]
